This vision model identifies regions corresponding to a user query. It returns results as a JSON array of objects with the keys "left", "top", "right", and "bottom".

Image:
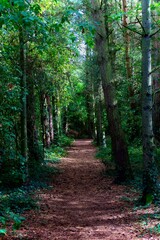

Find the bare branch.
[
  {"left": 150, "top": 65, "right": 160, "bottom": 75},
  {"left": 136, "top": 16, "right": 146, "bottom": 34},
  {"left": 122, "top": 24, "right": 143, "bottom": 36},
  {"left": 150, "top": 28, "right": 160, "bottom": 38}
]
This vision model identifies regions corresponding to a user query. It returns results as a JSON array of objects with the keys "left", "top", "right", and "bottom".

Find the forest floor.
[{"left": 7, "top": 140, "right": 160, "bottom": 240}]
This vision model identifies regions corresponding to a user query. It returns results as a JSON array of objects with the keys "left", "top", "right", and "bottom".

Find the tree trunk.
[
  {"left": 122, "top": 0, "right": 132, "bottom": 80},
  {"left": 19, "top": 26, "right": 28, "bottom": 181},
  {"left": 153, "top": 35, "right": 160, "bottom": 144},
  {"left": 52, "top": 96, "right": 59, "bottom": 142},
  {"left": 94, "top": 82, "right": 103, "bottom": 146},
  {"left": 85, "top": 48, "right": 95, "bottom": 139},
  {"left": 91, "top": 0, "right": 133, "bottom": 182},
  {"left": 46, "top": 95, "right": 54, "bottom": 143},
  {"left": 27, "top": 64, "right": 42, "bottom": 172},
  {"left": 62, "top": 106, "right": 68, "bottom": 135},
  {"left": 95, "top": 97, "right": 103, "bottom": 146},
  {"left": 40, "top": 92, "right": 45, "bottom": 153},
  {"left": 141, "top": 0, "right": 159, "bottom": 204},
  {"left": 152, "top": 0, "right": 160, "bottom": 144},
  {"left": 43, "top": 94, "right": 51, "bottom": 148},
  {"left": 122, "top": 0, "right": 135, "bottom": 107}
]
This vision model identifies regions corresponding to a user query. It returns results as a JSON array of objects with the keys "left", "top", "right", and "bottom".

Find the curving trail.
[{"left": 9, "top": 140, "right": 158, "bottom": 239}]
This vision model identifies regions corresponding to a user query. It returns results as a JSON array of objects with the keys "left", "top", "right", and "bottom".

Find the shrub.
[{"left": 57, "top": 135, "right": 74, "bottom": 147}]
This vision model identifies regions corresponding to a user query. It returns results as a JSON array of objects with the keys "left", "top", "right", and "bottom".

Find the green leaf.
[
  {"left": 0, "top": 229, "right": 7, "bottom": 236},
  {"left": 146, "top": 194, "right": 154, "bottom": 205},
  {"left": 12, "top": 220, "right": 21, "bottom": 230},
  {"left": 31, "top": 4, "right": 41, "bottom": 14},
  {"left": 0, "top": 17, "right": 4, "bottom": 27},
  {"left": 0, "top": 217, "right": 6, "bottom": 226}
]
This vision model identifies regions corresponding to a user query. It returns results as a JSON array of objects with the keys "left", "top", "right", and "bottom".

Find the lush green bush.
[
  {"left": 0, "top": 189, "right": 36, "bottom": 214},
  {"left": 95, "top": 146, "right": 112, "bottom": 165},
  {"left": 45, "top": 135, "right": 73, "bottom": 161},
  {"left": 57, "top": 135, "right": 74, "bottom": 147},
  {"left": 96, "top": 144, "right": 143, "bottom": 177},
  {"left": 45, "top": 146, "right": 66, "bottom": 160}
]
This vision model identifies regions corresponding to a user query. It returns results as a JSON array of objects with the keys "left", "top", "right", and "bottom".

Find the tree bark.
[
  {"left": 94, "top": 81, "right": 103, "bottom": 146},
  {"left": 122, "top": 0, "right": 132, "bottom": 80},
  {"left": 141, "top": 0, "right": 159, "bottom": 204},
  {"left": 152, "top": 1, "right": 160, "bottom": 144},
  {"left": 52, "top": 95, "right": 59, "bottom": 142},
  {"left": 43, "top": 94, "right": 51, "bottom": 148},
  {"left": 46, "top": 95, "right": 54, "bottom": 143},
  {"left": 85, "top": 47, "right": 95, "bottom": 139},
  {"left": 19, "top": 26, "right": 28, "bottom": 181},
  {"left": 91, "top": 0, "right": 133, "bottom": 182},
  {"left": 27, "top": 61, "right": 42, "bottom": 172},
  {"left": 122, "top": 0, "right": 135, "bottom": 107}
]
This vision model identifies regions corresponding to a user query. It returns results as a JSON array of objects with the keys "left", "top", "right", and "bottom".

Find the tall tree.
[
  {"left": 19, "top": 19, "right": 28, "bottom": 180},
  {"left": 152, "top": 0, "right": 160, "bottom": 144},
  {"left": 141, "top": 0, "right": 159, "bottom": 203},
  {"left": 122, "top": 0, "right": 132, "bottom": 80},
  {"left": 91, "top": 0, "right": 133, "bottom": 182}
]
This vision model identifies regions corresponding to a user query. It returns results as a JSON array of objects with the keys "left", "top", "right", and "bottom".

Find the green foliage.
[
  {"left": 146, "top": 194, "right": 154, "bottom": 205},
  {"left": 0, "top": 154, "right": 26, "bottom": 188},
  {"left": 0, "top": 1, "right": 160, "bottom": 236},
  {"left": 45, "top": 146, "right": 66, "bottom": 160},
  {"left": 149, "top": 223, "right": 160, "bottom": 234},
  {"left": 30, "top": 164, "right": 60, "bottom": 185},
  {"left": 96, "top": 143, "right": 143, "bottom": 182},
  {"left": 128, "top": 146, "right": 143, "bottom": 170},
  {"left": 45, "top": 135, "right": 73, "bottom": 162},
  {"left": 0, "top": 210, "right": 25, "bottom": 234},
  {"left": 0, "top": 190, "right": 30, "bottom": 235},
  {"left": 57, "top": 135, "right": 74, "bottom": 147},
  {"left": 96, "top": 146, "right": 112, "bottom": 165},
  {"left": 0, "top": 229, "right": 7, "bottom": 236},
  {"left": 0, "top": 189, "right": 36, "bottom": 213}
]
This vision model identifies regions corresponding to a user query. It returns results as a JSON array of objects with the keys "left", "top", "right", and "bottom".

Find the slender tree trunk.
[
  {"left": 46, "top": 95, "right": 54, "bottom": 143},
  {"left": 122, "top": 0, "right": 135, "bottom": 106},
  {"left": 95, "top": 97, "right": 103, "bottom": 146},
  {"left": 40, "top": 92, "right": 52, "bottom": 149},
  {"left": 27, "top": 67, "right": 42, "bottom": 172},
  {"left": 85, "top": 48, "right": 95, "bottom": 139},
  {"left": 141, "top": 0, "right": 159, "bottom": 203},
  {"left": 19, "top": 27, "right": 28, "bottom": 180},
  {"left": 122, "top": 0, "right": 132, "bottom": 80},
  {"left": 62, "top": 106, "right": 68, "bottom": 135},
  {"left": 40, "top": 92, "right": 45, "bottom": 154},
  {"left": 52, "top": 96, "right": 59, "bottom": 142},
  {"left": 94, "top": 82, "right": 103, "bottom": 146},
  {"left": 91, "top": 0, "right": 133, "bottom": 182},
  {"left": 43, "top": 94, "right": 51, "bottom": 148}
]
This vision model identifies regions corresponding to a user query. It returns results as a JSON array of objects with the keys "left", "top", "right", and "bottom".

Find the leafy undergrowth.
[
  {"left": 0, "top": 188, "right": 36, "bottom": 238},
  {"left": 96, "top": 144, "right": 143, "bottom": 182},
  {"left": 45, "top": 135, "right": 74, "bottom": 162},
  {"left": 96, "top": 143, "right": 160, "bottom": 182},
  {"left": 0, "top": 135, "right": 74, "bottom": 238}
]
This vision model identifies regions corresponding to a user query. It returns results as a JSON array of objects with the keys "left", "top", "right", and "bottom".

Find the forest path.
[{"left": 10, "top": 140, "right": 158, "bottom": 239}]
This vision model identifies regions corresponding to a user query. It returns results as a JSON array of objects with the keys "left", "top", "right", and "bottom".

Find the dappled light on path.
[{"left": 9, "top": 140, "right": 160, "bottom": 240}]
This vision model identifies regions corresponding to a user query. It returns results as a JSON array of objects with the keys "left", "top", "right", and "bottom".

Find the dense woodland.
[{"left": 0, "top": 0, "right": 160, "bottom": 237}]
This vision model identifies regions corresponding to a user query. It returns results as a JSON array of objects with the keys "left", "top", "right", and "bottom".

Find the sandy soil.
[{"left": 7, "top": 140, "right": 160, "bottom": 240}]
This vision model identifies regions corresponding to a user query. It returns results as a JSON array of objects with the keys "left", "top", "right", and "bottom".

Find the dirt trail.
[{"left": 10, "top": 140, "right": 159, "bottom": 239}]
